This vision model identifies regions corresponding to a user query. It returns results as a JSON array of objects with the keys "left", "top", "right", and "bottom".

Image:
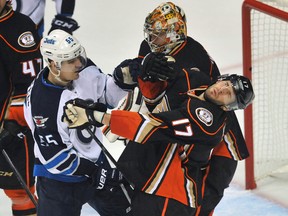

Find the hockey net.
[{"left": 242, "top": 0, "right": 288, "bottom": 189}]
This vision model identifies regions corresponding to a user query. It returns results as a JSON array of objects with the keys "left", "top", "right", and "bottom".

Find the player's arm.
[{"left": 62, "top": 98, "right": 223, "bottom": 146}]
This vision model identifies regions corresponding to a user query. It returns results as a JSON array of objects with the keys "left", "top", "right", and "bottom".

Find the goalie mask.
[
  {"left": 144, "top": 2, "right": 187, "bottom": 54},
  {"left": 40, "top": 29, "right": 87, "bottom": 72},
  {"left": 205, "top": 74, "right": 255, "bottom": 111}
]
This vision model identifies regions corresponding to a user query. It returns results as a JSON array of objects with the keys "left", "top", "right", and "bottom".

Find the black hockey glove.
[
  {"left": 0, "top": 120, "right": 28, "bottom": 150},
  {"left": 48, "top": 15, "right": 80, "bottom": 35},
  {"left": 140, "top": 52, "right": 176, "bottom": 82},
  {"left": 92, "top": 156, "right": 124, "bottom": 190},
  {"left": 62, "top": 98, "right": 107, "bottom": 129},
  {"left": 113, "top": 58, "right": 141, "bottom": 91}
]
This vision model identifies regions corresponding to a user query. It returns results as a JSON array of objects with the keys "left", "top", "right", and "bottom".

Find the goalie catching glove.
[
  {"left": 140, "top": 52, "right": 176, "bottom": 82},
  {"left": 62, "top": 98, "right": 107, "bottom": 129}
]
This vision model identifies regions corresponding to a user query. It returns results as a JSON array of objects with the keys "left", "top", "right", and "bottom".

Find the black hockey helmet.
[{"left": 217, "top": 74, "right": 255, "bottom": 110}]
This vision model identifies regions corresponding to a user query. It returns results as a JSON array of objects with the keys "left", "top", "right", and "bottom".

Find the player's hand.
[
  {"left": 48, "top": 15, "right": 80, "bottom": 35},
  {"left": 113, "top": 58, "right": 141, "bottom": 91},
  {"left": 103, "top": 87, "right": 144, "bottom": 143},
  {"left": 0, "top": 120, "right": 28, "bottom": 150},
  {"left": 62, "top": 98, "right": 107, "bottom": 129},
  {"left": 92, "top": 155, "right": 124, "bottom": 190},
  {"left": 140, "top": 52, "right": 176, "bottom": 82},
  {"left": 92, "top": 166, "right": 124, "bottom": 190}
]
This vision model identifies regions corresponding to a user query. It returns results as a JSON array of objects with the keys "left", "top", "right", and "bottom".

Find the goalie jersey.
[{"left": 24, "top": 59, "right": 127, "bottom": 183}]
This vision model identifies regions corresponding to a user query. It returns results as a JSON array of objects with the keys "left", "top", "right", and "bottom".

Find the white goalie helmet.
[{"left": 40, "top": 29, "right": 87, "bottom": 70}]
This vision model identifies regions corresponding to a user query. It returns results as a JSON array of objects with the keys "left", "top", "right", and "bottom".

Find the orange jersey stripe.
[{"left": 110, "top": 110, "right": 143, "bottom": 141}]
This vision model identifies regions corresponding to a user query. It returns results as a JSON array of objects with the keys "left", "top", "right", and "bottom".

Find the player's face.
[
  {"left": 204, "top": 80, "right": 237, "bottom": 107},
  {"left": 59, "top": 57, "right": 85, "bottom": 81},
  {"left": 150, "top": 31, "right": 167, "bottom": 47},
  {"left": 0, "top": 0, "right": 7, "bottom": 10}
]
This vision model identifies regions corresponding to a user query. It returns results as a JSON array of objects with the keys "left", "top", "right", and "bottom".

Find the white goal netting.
[{"left": 250, "top": 0, "right": 288, "bottom": 181}]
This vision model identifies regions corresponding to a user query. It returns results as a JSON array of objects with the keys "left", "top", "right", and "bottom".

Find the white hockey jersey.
[{"left": 24, "top": 59, "right": 127, "bottom": 182}]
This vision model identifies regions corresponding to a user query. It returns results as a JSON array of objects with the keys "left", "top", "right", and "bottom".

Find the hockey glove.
[
  {"left": 140, "top": 52, "right": 176, "bottom": 82},
  {"left": 48, "top": 15, "right": 80, "bottom": 35},
  {"left": 62, "top": 98, "right": 107, "bottom": 129},
  {"left": 102, "top": 86, "right": 145, "bottom": 143},
  {"left": 92, "top": 156, "right": 124, "bottom": 190},
  {"left": 0, "top": 120, "right": 28, "bottom": 150},
  {"left": 113, "top": 58, "right": 141, "bottom": 91}
]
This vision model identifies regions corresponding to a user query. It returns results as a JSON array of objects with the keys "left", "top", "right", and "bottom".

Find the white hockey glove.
[
  {"left": 62, "top": 98, "right": 107, "bottom": 129},
  {"left": 102, "top": 87, "right": 146, "bottom": 143}
]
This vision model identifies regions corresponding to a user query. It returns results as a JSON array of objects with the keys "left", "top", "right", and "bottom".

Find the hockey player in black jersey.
[
  {"left": 24, "top": 30, "right": 134, "bottom": 216},
  {"left": 134, "top": 2, "right": 250, "bottom": 215},
  {"left": 0, "top": 0, "right": 42, "bottom": 215},
  {"left": 62, "top": 70, "right": 255, "bottom": 216}
]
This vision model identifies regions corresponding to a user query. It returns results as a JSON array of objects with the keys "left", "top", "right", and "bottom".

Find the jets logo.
[
  {"left": 33, "top": 116, "right": 49, "bottom": 128},
  {"left": 18, "top": 32, "right": 36, "bottom": 47}
]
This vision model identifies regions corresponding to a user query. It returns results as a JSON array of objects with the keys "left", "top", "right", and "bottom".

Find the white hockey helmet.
[{"left": 40, "top": 29, "right": 87, "bottom": 71}]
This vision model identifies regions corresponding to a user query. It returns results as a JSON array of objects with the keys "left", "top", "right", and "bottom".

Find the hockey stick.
[
  {"left": 0, "top": 96, "right": 37, "bottom": 207},
  {"left": 1, "top": 148, "right": 37, "bottom": 207},
  {"left": 85, "top": 127, "right": 134, "bottom": 203}
]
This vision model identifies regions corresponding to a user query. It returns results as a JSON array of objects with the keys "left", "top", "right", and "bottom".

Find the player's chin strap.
[
  {"left": 102, "top": 87, "right": 147, "bottom": 143},
  {"left": 48, "top": 64, "right": 72, "bottom": 86}
]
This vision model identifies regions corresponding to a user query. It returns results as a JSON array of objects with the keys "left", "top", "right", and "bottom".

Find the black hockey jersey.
[
  {"left": 0, "top": 8, "right": 42, "bottom": 125},
  {"left": 138, "top": 37, "right": 249, "bottom": 160},
  {"left": 111, "top": 92, "right": 227, "bottom": 208}
]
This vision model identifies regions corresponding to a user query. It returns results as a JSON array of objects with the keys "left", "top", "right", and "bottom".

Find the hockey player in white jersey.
[
  {"left": 24, "top": 30, "right": 134, "bottom": 216},
  {"left": 11, "top": 0, "right": 78, "bottom": 37}
]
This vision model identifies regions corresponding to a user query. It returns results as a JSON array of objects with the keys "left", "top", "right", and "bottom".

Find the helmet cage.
[{"left": 144, "top": 2, "right": 187, "bottom": 54}]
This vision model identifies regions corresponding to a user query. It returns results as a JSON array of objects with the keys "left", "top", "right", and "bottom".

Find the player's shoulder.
[
  {"left": 0, "top": 11, "right": 39, "bottom": 51},
  {"left": 187, "top": 97, "right": 227, "bottom": 133},
  {"left": 5, "top": 10, "right": 36, "bottom": 27}
]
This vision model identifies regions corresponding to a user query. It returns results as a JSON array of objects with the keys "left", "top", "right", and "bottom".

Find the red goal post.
[{"left": 242, "top": 0, "right": 288, "bottom": 190}]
